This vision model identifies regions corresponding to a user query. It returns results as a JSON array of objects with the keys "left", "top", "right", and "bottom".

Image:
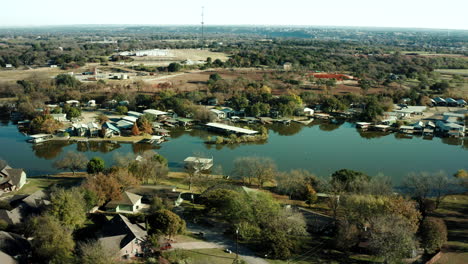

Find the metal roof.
[
  {"left": 206, "top": 122, "right": 258, "bottom": 135},
  {"left": 143, "top": 109, "right": 167, "bottom": 116}
]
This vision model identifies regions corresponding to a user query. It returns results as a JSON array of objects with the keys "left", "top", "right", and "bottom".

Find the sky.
[{"left": 1, "top": 0, "right": 468, "bottom": 30}]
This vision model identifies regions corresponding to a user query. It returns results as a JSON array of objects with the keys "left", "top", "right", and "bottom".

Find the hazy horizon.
[{"left": 1, "top": 0, "right": 467, "bottom": 30}]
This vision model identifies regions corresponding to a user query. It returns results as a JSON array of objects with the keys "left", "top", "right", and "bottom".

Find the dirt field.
[{"left": 127, "top": 49, "right": 229, "bottom": 66}]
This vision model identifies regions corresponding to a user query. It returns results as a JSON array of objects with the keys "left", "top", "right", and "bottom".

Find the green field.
[{"left": 435, "top": 69, "right": 468, "bottom": 76}]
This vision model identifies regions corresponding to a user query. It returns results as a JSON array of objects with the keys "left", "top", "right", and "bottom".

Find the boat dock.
[{"left": 205, "top": 122, "right": 258, "bottom": 135}]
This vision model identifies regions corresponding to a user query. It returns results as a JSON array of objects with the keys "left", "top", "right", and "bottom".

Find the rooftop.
[{"left": 206, "top": 122, "right": 258, "bottom": 135}]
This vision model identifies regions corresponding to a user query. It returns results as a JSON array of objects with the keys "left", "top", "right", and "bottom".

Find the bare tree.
[
  {"left": 53, "top": 151, "right": 88, "bottom": 175},
  {"left": 232, "top": 157, "right": 277, "bottom": 188}
]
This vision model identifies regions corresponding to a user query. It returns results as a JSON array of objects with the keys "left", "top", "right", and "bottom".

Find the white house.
[
  {"left": 51, "top": 114, "right": 67, "bottom": 122},
  {"left": 210, "top": 109, "right": 226, "bottom": 119},
  {"left": 303, "top": 107, "right": 314, "bottom": 116},
  {"left": 105, "top": 192, "right": 143, "bottom": 213}
]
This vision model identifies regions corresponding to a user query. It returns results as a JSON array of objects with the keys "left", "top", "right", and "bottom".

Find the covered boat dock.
[{"left": 205, "top": 122, "right": 258, "bottom": 135}]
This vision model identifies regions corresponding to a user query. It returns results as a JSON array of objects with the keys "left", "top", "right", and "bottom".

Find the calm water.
[{"left": 1, "top": 120, "right": 467, "bottom": 184}]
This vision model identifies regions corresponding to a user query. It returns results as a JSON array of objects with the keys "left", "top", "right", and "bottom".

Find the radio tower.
[{"left": 201, "top": 6, "right": 205, "bottom": 49}]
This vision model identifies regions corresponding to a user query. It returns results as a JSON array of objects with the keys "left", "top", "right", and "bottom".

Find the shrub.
[{"left": 420, "top": 217, "right": 447, "bottom": 254}]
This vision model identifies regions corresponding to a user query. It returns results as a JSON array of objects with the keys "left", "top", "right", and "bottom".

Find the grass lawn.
[
  {"left": 3, "top": 177, "right": 84, "bottom": 197},
  {"left": 433, "top": 194, "right": 468, "bottom": 264},
  {"left": 435, "top": 69, "right": 468, "bottom": 76}
]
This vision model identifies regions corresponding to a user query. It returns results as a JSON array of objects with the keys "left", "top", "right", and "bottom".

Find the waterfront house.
[
  {"left": 0, "top": 164, "right": 27, "bottom": 193},
  {"left": 456, "top": 99, "right": 467, "bottom": 107},
  {"left": 184, "top": 157, "right": 214, "bottom": 171},
  {"left": 98, "top": 214, "right": 147, "bottom": 260},
  {"left": 399, "top": 125, "right": 415, "bottom": 134},
  {"left": 210, "top": 109, "right": 226, "bottom": 119},
  {"left": 72, "top": 123, "right": 89, "bottom": 137},
  {"left": 102, "top": 122, "right": 121, "bottom": 137},
  {"left": 221, "top": 108, "right": 236, "bottom": 118},
  {"left": 88, "top": 122, "right": 100, "bottom": 137},
  {"left": 116, "top": 120, "right": 134, "bottom": 130},
  {"left": 128, "top": 111, "right": 143, "bottom": 118},
  {"left": 143, "top": 109, "right": 168, "bottom": 117},
  {"left": 51, "top": 113, "right": 67, "bottom": 122},
  {"left": 433, "top": 97, "right": 447, "bottom": 106},
  {"left": 445, "top": 98, "right": 458, "bottom": 106},
  {"left": 106, "top": 192, "right": 143, "bottom": 214},
  {"left": 122, "top": 116, "right": 138, "bottom": 123},
  {"left": 303, "top": 107, "right": 315, "bottom": 116}
]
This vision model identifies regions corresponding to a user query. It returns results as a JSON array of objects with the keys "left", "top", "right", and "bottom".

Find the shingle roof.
[
  {"left": 98, "top": 214, "right": 146, "bottom": 254},
  {"left": 106, "top": 192, "right": 142, "bottom": 207}
]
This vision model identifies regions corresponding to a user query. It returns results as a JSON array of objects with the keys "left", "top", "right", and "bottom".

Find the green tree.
[
  {"left": 28, "top": 214, "right": 75, "bottom": 263},
  {"left": 147, "top": 209, "right": 186, "bottom": 238},
  {"left": 53, "top": 151, "right": 88, "bottom": 175},
  {"left": 420, "top": 217, "right": 447, "bottom": 254},
  {"left": 55, "top": 74, "right": 80, "bottom": 88},
  {"left": 87, "top": 157, "right": 105, "bottom": 174},
  {"left": 168, "top": 62, "right": 182, "bottom": 72},
  {"left": 49, "top": 188, "right": 87, "bottom": 230},
  {"left": 115, "top": 105, "right": 128, "bottom": 115}
]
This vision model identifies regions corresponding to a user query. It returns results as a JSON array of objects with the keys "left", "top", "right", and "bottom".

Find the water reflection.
[{"left": 32, "top": 141, "right": 74, "bottom": 160}]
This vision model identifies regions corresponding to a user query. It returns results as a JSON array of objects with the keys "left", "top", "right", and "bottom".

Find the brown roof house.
[
  {"left": 98, "top": 214, "right": 147, "bottom": 260},
  {"left": 105, "top": 192, "right": 144, "bottom": 214},
  {"left": 0, "top": 190, "right": 50, "bottom": 226},
  {"left": 0, "top": 164, "right": 27, "bottom": 193}
]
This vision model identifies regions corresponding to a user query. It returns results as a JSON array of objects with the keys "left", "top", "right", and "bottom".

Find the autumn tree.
[
  {"left": 419, "top": 217, "right": 447, "bottom": 254},
  {"left": 131, "top": 122, "right": 140, "bottom": 136},
  {"left": 53, "top": 151, "right": 88, "bottom": 175},
  {"left": 368, "top": 215, "right": 418, "bottom": 263},
  {"left": 84, "top": 169, "right": 138, "bottom": 205},
  {"left": 275, "top": 169, "right": 319, "bottom": 200},
  {"left": 76, "top": 240, "right": 114, "bottom": 264}
]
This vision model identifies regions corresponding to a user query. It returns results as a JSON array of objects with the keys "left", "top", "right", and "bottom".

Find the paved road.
[{"left": 175, "top": 221, "right": 268, "bottom": 264}]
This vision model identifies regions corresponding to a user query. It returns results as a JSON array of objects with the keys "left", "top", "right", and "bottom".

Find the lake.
[{"left": 1, "top": 120, "right": 467, "bottom": 184}]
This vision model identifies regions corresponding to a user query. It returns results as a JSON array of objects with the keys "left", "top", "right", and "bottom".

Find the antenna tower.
[{"left": 201, "top": 6, "right": 205, "bottom": 49}]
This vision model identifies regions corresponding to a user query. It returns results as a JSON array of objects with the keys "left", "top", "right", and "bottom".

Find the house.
[
  {"left": 65, "top": 100, "right": 80, "bottom": 107},
  {"left": 446, "top": 98, "right": 458, "bottom": 106},
  {"left": 116, "top": 120, "right": 134, "bottom": 130},
  {"left": 87, "top": 122, "right": 100, "bottom": 137},
  {"left": 98, "top": 214, "right": 147, "bottom": 260},
  {"left": 72, "top": 123, "right": 89, "bottom": 137},
  {"left": 0, "top": 164, "right": 27, "bottom": 193},
  {"left": 184, "top": 157, "right": 214, "bottom": 171},
  {"left": 106, "top": 192, "right": 143, "bottom": 213},
  {"left": 102, "top": 122, "right": 121, "bottom": 137},
  {"left": 128, "top": 111, "right": 143, "bottom": 118},
  {"left": 303, "top": 107, "right": 314, "bottom": 116},
  {"left": 119, "top": 100, "right": 129, "bottom": 106},
  {"left": 456, "top": 99, "right": 467, "bottom": 107},
  {"left": 143, "top": 109, "right": 168, "bottom": 117},
  {"left": 5, "top": 64, "right": 13, "bottom": 68},
  {"left": 221, "top": 108, "right": 235, "bottom": 118},
  {"left": 87, "top": 100, "right": 96, "bottom": 107},
  {"left": 0, "top": 231, "right": 31, "bottom": 264},
  {"left": 433, "top": 97, "right": 446, "bottom": 106},
  {"left": 210, "top": 109, "right": 226, "bottom": 119},
  {"left": 0, "top": 190, "right": 50, "bottom": 225},
  {"left": 436, "top": 121, "right": 466, "bottom": 137},
  {"left": 51, "top": 113, "right": 67, "bottom": 122},
  {"left": 283, "top": 62, "right": 293, "bottom": 71},
  {"left": 122, "top": 116, "right": 138, "bottom": 123}
]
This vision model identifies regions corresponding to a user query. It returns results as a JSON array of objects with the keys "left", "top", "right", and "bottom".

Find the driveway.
[{"left": 174, "top": 221, "right": 268, "bottom": 264}]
